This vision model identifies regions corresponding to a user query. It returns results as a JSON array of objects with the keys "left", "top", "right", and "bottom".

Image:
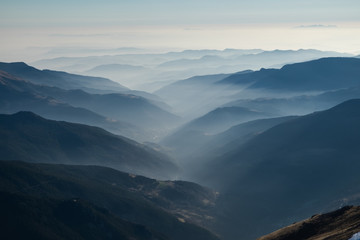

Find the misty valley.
[{"left": 2, "top": 49, "right": 360, "bottom": 240}]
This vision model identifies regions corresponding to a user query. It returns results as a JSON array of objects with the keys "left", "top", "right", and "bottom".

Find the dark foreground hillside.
[
  {"left": 0, "top": 161, "right": 220, "bottom": 240},
  {"left": 0, "top": 191, "right": 167, "bottom": 240},
  {"left": 258, "top": 206, "right": 360, "bottom": 240}
]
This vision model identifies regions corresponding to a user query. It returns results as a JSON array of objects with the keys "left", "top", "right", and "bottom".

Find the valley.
[{"left": 1, "top": 49, "right": 360, "bottom": 240}]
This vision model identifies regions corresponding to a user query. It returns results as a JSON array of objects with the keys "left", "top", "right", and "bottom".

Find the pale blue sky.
[
  {"left": 2, "top": 0, "right": 359, "bottom": 26},
  {"left": 1, "top": 0, "right": 360, "bottom": 61}
]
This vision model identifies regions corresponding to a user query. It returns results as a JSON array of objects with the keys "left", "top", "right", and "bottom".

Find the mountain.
[
  {"left": 158, "top": 55, "right": 227, "bottom": 70},
  {"left": 155, "top": 73, "right": 235, "bottom": 118},
  {"left": 0, "top": 61, "right": 168, "bottom": 109},
  {"left": 200, "top": 99, "right": 360, "bottom": 240},
  {"left": 156, "top": 57, "right": 360, "bottom": 119},
  {"left": 24, "top": 84, "right": 179, "bottom": 131},
  {"left": 86, "top": 63, "right": 147, "bottom": 73},
  {"left": 0, "top": 161, "right": 220, "bottom": 240},
  {"left": 195, "top": 116, "right": 296, "bottom": 162},
  {"left": 219, "top": 57, "right": 360, "bottom": 92},
  {"left": 161, "top": 107, "right": 277, "bottom": 170},
  {"left": 161, "top": 116, "right": 296, "bottom": 181},
  {"left": 38, "top": 89, "right": 180, "bottom": 130},
  {"left": 170, "top": 106, "right": 274, "bottom": 136},
  {"left": 0, "top": 191, "right": 167, "bottom": 240},
  {"left": 0, "top": 62, "right": 128, "bottom": 93},
  {"left": 0, "top": 112, "right": 178, "bottom": 179},
  {"left": 158, "top": 49, "right": 351, "bottom": 72},
  {"left": 236, "top": 49, "right": 352, "bottom": 67},
  {"left": 223, "top": 84, "right": 360, "bottom": 118},
  {"left": 0, "top": 71, "right": 149, "bottom": 141},
  {"left": 156, "top": 73, "right": 233, "bottom": 97},
  {"left": 82, "top": 63, "right": 157, "bottom": 90},
  {"left": 258, "top": 206, "right": 360, "bottom": 240},
  {"left": 164, "top": 49, "right": 263, "bottom": 59},
  {"left": 32, "top": 49, "right": 264, "bottom": 72}
]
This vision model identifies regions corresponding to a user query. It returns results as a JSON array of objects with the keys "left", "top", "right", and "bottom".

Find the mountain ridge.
[
  {"left": 0, "top": 62, "right": 128, "bottom": 93},
  {"left": 219, "top": 57, "right": 360, "bottom": 91},
  {"left": 0, "top": 111, "right": 178, "bottom": 179},
  {"left": 258, "top": 206, "right": 360, "bottom": 240},
  {"left": 0, "top": 160, "right": 220, "bottom": 240}
]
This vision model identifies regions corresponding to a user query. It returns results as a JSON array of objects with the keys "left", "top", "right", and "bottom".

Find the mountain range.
[
  {"left": 3, "top": 50, "right": 360, "bottom": 240},
  {"left": 0, "top": 63, "right": 180, "bottom": 141},
  {"left": 156, "top": 57, "right": 360, "bottom": 120},
  {"left": 0, "top": 70, "right": 150, "bottom": 140},
  {"left": 219, "top": 57, "right": 360, "bottom": 92},
  {"left": 31, "top": 49, "right": 352, "bottom": 90}
]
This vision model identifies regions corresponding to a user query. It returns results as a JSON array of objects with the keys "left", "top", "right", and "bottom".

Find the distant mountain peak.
[
  {"left": 6, "top": 61, "right": 28, "bottom": 67},
  {"left": 327, "top": 98, "right": 360, "bottom": 113},
  {"left": 1, "top": 111, "right": 50, "bottom": 125},
  {"left": 11, "top": 111, "right": 42, "bottom": 118}
]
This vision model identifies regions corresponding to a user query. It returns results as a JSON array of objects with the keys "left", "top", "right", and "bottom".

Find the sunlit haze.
[{"left": 1, "top": 0, "right": 360, "bottom": 61}]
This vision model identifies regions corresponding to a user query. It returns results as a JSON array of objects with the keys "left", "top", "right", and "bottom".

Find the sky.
[{"left": 1, "top": 0, "right": 360, "bottom": 61}]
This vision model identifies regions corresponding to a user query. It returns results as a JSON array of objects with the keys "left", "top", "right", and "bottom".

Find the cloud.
[
  {"left": 49, "top": 33, "right": 111, "bottom": 37},
  {"left": 294, "top": 24, "right": 338, "bottom": 29}
]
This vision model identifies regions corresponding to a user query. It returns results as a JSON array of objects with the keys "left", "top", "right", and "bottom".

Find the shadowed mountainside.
[
  {"left": 161, "top": 116, "right": 296, "bottom": 181},
  {"left": 172, "top": 106, "right": 274, "bottom": 135},
  {"left": 219, "top": 57, "right": 360, "bottom": 92},
  {"left": 0, "top": 111, "right": 177, "bottom": 179},
  {"left": 0, "top": 70, "right": 152, "bottom": 140},
  {"left": 0, "top": 191, "right": 168, "bottom": 240},
  {"left": 197, "top": 99, "right": 360, "bottom": 240},
  {"left": 0, "top": 161, "right": 220, "bottom": 240},
  {"left": 0, "top": 69, "right": 179, "bottom": 141},
  {"left": 0, "top": 62, "right": 128, "bottom": 93}
]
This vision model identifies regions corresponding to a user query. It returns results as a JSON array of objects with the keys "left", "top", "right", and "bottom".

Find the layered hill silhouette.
[
  {"left": 200, "top": 99, "right": 360, "bottom": 240},
  {"left": 0, "top": 70, "right": 150, "bottom": 140},
  {"left": 0, "top": 68, "right": 179, "bottom": 141},
  {"left": 0, "top": 161, "right": 220, "bottom": 240},
  {"left": 158, "top": 49, "right": 353, "bottom": 72},
  {"left": 0, "top": 62, "right": 128, "bottom": 93},
  {"left": 154, "top": 73, "right": 235, "bottom": 118},
  {"left": 162, "top": 116, "right": 296, "bottom": 181},
  {"left": 4, "top": 52, "right": 360, "bottom": 240},
  {"left": 171, "top": 106, "right": 274, "bottom": 135},
  {"left": 42, "top": 89, "right": 179, "bottom": 130},
  {"left": 0, "top": 112, "right": 177, "bottom": 179},
  {"left": 258, "top": 206, "right": 360, "bottom": 240},
  {"left": 219, "top": 57, "right": 360, "bottom": 91},
  {"left": 162, "top": 106, "right": 274, "bottom": 159},
  {"left": 222, "top": 84, "right": 360, "bottom": 119},
  {"left": 155, "top": 57, "right": 360, "bottom": 119},
  {"left": 32, "top": 49, "right": 349, "bottom": 91}
]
